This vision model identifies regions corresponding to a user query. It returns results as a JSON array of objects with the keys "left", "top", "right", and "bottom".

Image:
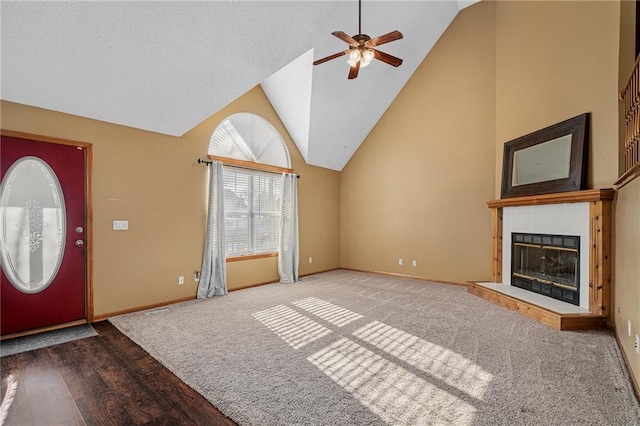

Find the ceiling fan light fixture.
[
  {"left": 363, "top": 48, "right": 374, "bottom": 65},
  {"left": 347, "top": 48, "right": 361, "bottom": 66},
  {"left": 346, "top": 48, "right": 374, "bottom": 68}
]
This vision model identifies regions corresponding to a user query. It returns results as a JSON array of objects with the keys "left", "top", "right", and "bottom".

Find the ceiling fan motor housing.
[{"left": 353, "top": 34, "right": 371, "bottom": 44}]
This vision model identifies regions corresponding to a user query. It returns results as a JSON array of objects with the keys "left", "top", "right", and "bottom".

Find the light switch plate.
[{"left": 113, "top": 220, "right": 129, "bottom": 231}]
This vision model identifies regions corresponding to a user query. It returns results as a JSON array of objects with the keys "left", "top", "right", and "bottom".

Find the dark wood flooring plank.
[
  {"left": 93, "top": 322, "right": 150, "bottom": 360},
  {"left": 96, "top": 321, "right": 237, "bottom": 426},
  {"left": 53, "top": 337, "right": 154, "bottom": 425},
  {"left": 143, "top": 364, "right": 237, "bottom": 426},
  {"left": 46, "top": 339, "right": 127, "bottom": 424},
  {"left": 1, "top": 321, "right": 237, "bottom": 426},
  {"left": 87, "top": 337, "right": 170, "bottom": 424},
  {"left": 2, "top": 348, "right": 85, "bottom": 425},
  {"left": 92, "top": 322, "right": 159, "bottom": 377},
  {"left": 1, "top": 352, "right": 36, "bottom": 426}
]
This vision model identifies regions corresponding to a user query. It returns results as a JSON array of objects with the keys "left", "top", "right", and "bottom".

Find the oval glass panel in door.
[{"left": 0, "top": 156, "right": 66, "bottom": 294}]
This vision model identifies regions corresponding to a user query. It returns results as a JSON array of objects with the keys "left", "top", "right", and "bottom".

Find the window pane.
[
  {"left": 0, "top": 157, "right": 66, "bottom": 294},
  {"left": 224, "top": 170, "right": 250, "bottom": 255},
  {"left": 226, "top": 213, "right": 250, "bottom": 254},
  {"left": 223, "top": 167, "right": 282, "bottom": 256},
  {"left": 253, "top": 213, "right": 279, "bottom": 253}
]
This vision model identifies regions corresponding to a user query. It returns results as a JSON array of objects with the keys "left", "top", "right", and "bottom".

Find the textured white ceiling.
[{"left": 1, "top": 1, "right": 477, "bottom": 171}]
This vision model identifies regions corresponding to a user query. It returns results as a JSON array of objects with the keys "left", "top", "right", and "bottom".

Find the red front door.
[{"left": 1, "top": 135, "right": 87, "bottom": 335}]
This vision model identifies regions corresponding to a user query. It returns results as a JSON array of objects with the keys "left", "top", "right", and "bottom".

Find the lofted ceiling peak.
[{"left": 1, "top": 1, "right": 478, "bottom": 171}]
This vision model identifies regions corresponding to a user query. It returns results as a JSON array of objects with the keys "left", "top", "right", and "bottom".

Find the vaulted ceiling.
[{"left": 1, "top": 1, "right": 477, "bottom": 171}]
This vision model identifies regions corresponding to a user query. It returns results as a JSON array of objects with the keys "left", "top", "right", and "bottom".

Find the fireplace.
[
  {"left": 511, "top": 233, "right": 580, "bottom": 305},
  {"left": 478, "top": 190, "right": 613, "bottom": 329}
]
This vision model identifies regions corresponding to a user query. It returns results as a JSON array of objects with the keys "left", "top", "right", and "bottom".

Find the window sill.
[{"left": 226, "top": 252, "right": 278, "bottom": 263}]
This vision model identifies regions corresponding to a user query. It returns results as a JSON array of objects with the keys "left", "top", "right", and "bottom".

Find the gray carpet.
[
  {"left": 110, "top": 270, "right": 640, "bottom": 425},
  {"left": 0, "top": 324, "right": 97, "bottom": 357}
]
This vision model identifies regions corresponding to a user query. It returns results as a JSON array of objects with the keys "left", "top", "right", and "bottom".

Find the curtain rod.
[{"left": 197, "top": 158, "right": 300, "bottom": 178}]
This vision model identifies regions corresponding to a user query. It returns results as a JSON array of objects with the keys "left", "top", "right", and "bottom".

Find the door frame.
[{"left": 0, "top": 129, "right": 93, "bottom": 338}]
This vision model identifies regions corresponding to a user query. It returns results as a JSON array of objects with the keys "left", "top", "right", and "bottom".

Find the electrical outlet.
[
  {"left": 309, "top": 257, "right": 313, "bottom": 264},
  {"left": 629, "top": 320, "right": 632, "bottom": 337},
  {"left": 194, "top": 271, "right": 200, "bottom": 282},
  {"left": 398, "top": 258, "right": 403, "bottom": 266},
  {"left": 178, "top": 275, "right": 184, "bottom": 285},
  {"left": 412, "top": 260, "right": 417, "bottom": 267},
  {"left": 636, "top": 335, "right": 639, "bottom": 354}
]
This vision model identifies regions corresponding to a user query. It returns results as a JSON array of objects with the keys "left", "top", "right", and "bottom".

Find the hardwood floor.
[{"left": 0, "top": 321, "right": 237, "bottom": 426}]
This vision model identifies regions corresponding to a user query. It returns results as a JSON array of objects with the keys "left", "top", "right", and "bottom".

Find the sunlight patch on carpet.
[
  {"left": 292, "top": 297, "right": 364, "bottom": 327},
  {"left": 253, "top": 305, "right": 332, "bottom": 349},
  {"left": 308, "top": 337, "right": 475, "bottom": 425},
  {"left": 353, "top": 321, "right": 493, "bottom": 399}
]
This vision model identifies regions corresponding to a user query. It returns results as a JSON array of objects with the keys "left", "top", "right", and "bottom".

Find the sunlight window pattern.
[
  {"left": 353, "top": 321, "right": 493, "bottom": 399},
  {"left": 308, "top": 338, "right": 476, "bottom": 425},
  {"left": 292, "top": 297, "right": 363, "bottom": 327},
  {"left": 253, "top": 305, "right": 331, "bottom": 349},
  {"left": 255, "top": 297, "right": 494, "bottom": 425}
]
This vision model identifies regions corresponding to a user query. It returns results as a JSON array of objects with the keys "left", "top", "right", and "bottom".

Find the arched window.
[
  {"left": 209, "top": 113, "right": 290, "bottom": 169},
  {"left": 208, "top": 113, "right": 291, "bottom": 258}
]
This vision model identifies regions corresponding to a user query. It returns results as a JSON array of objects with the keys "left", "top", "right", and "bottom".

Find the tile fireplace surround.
[{"left": 468, "top": 189, "right": 614, "bottom": 330}]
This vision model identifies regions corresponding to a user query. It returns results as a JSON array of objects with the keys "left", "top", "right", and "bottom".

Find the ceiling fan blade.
[
  {"left": 348, "top": 60, "right": 360, "bottom": 80},
  {"left": 332, "top": 31, "right": 359, "bottom": 47},
  {"left": 373, "top": 49, "right": 403, "bottom": 67},
  {"left": 313, "top": 50, "right": 349, "bottom": 66},
  {"left": 366, "top": 30, "right": 403, "bottom": 47}
]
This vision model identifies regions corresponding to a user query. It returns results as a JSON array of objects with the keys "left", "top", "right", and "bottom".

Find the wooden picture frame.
[{"left": 501, "top": 113, "right": 589, "bottom": 199}]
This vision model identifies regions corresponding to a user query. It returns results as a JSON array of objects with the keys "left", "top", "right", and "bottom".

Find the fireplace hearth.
[{"left": 511, "top": 233, "right": 580, "bottom": 305}]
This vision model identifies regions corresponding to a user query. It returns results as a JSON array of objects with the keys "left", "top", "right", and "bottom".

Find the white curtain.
[
  {"left": 198, "top": 161, "right": 227, "bottom": 298},
  {"left": 278, "top": 173, "right": 299, "bottom": 283}
]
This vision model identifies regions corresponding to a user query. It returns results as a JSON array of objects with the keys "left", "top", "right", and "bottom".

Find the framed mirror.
[{"left": 501, "top": 113, "right": 589, "bottom": 198}]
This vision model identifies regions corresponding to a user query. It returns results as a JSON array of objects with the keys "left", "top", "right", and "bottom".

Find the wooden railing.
[{"left": 620, "top": 55, "right": 640, "bottom": 178}]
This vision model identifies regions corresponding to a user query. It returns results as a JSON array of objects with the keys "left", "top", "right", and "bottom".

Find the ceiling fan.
[{"left": 313, "top": 0, "right": 403, "bottom": 80}]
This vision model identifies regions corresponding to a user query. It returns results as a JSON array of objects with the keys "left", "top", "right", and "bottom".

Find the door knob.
[{"left": 75, "top": 239, "right": 84, "bottom": 247}]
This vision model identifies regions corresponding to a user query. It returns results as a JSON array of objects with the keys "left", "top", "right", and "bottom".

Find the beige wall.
[
  {"left": 616, "top": 0, "right": 640, "bottom": 389},
  {"left": 0, "top": 85, "right": 340, "bottom": 318},
  {"left": 495, "top": 0, "right": 621, "bottom": 195},
  {"left": 615, "top": 179, "right": 640, "bottom": 386},
  {"left": 340, "top": 2, "right": 496, "bottom": 282}
]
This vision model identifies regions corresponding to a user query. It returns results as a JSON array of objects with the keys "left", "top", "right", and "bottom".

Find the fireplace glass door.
[{"left": 511, "top": 233, "right": 580, "bottom": 305}]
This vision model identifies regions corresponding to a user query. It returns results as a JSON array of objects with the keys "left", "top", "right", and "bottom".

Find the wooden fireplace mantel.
[
  {"left": 474, "top": 189, "right": 614, "bottom": 330},
  {"left": 487, "top": 188, "right": 615, "bottom": 208}
]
